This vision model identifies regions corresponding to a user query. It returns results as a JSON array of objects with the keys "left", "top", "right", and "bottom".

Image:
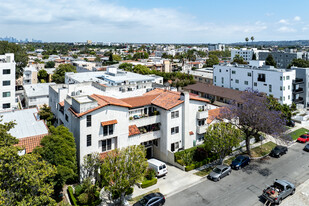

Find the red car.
[{"left": 297, "top": 134, "right": 309, "bottom": 143}]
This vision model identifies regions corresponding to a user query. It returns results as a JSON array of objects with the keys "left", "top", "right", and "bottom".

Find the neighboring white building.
[
  {"left": 231, "top": 48, "right": 268, "bottom": 62},
  {"left": 0, "top": 53, "right": 16, "bottom": 111},
  {"left": 23, "top": 83, "right": 56, "bottom": 108},
  {"left": 23, "top": 66, "right": 38, "bottom": 85},
  {"left": 213, "top": 64, "right": 295, "bottom": 105},
  {"left": 50, "top": 87, "right": 217, "bottom": 171},
  {"left": 208, "top": 44, "right": 225, "bottom": 51}
]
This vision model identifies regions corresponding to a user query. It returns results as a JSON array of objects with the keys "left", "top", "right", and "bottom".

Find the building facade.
[
  {"left": 213, "top": 64, "right": 295, "bottom": 105},
  {"left": 0, "top": 53, "right": 16, "bottom": 111},
  {"left": 259, "top": 51, "right": 303, "bottom": 69}
]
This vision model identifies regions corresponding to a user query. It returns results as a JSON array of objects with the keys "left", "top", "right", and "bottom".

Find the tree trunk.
[
  {"left": 246, "top": 137, "right": 251, "bottom": 157},
  {"left": 120, "top": 192, "right": 126, "bottom": 206}
]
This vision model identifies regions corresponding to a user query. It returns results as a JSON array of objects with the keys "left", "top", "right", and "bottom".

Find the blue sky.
[{"left": 1, "top": 0, "right": 309, "bottom": 43}]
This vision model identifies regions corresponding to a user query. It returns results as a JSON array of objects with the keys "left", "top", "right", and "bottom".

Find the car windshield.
[
  {"left": 301, "top": 135, "right": 308, "bottom": 139},
  {"left": 233, "top": 157, "right": 242, "bottom": 163},
  {"left": 273, "top": 147, "right": 281, "bottom": 151},
  {"left": 213, "top": 168, "right": 222, "bottom": 173}
]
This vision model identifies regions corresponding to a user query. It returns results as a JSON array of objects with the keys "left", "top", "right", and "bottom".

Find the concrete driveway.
[{"left": 132, "top": 164, "right": 202, "bottom": 198}]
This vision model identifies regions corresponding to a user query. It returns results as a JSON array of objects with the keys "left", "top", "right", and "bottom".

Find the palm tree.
[
  {"left": 245, "top": 37, "right": 249, "bottom": 46},
  {"left": 251, "top": 36, "right": 255, "bottom": 47}
]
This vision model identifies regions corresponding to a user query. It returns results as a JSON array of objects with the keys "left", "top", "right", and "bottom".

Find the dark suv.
[
  {"left": 133, "top": 192, "right": 165, "bottom": 206},
  {"left": 230, "top": 155, "right": 250, "bottom": 170}
]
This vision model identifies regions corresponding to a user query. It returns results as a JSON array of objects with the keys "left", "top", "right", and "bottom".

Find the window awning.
[{"left": 101, "top": 120, "right": 118, "bottom": 126}]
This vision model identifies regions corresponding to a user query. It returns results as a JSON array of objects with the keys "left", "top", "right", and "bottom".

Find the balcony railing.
[
  {"left": 139, "top": 130, "right": 161, "bottom": 142},
  {"left": 197, "top": 110, "right": 208, "bottom": 119},
  {"left": 197, "top": 124, "right": 208, "bottom": 134},
  {"left": 294, "top": 97, "right": 304, "bottom": 104},
  {"left": 293, "top": 88, "right": 304, "bottom": 94},
  {"left": 293, "top": 78, "right": 304, "bottom": 84},
  {"left": 129, "top": 115, "right": 161, "bottom": 127}
]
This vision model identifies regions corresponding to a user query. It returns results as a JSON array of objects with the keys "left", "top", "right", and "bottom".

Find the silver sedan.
[{"left": 208, "top": 165, "right": 231, "bottom": 182}]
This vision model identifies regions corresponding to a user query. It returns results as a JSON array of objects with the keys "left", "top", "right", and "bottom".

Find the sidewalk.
[
  {"left": 280, "top": 178, "right": 309, "bottom": 206},
  {"left": 132, "top": 165, "right": 203, "bottom": 198}
]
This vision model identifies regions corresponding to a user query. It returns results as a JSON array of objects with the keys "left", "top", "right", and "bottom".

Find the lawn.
[
  {"left": 250, "top": 141, "right": 277, "bottom": 157},
  {"left": 194, "top": 167, "right": 214, "bottom": 177},
  {"left": 223, "top": 156, "right": 236, "bottom": 165},
  {"left": 287, "top": 128, "right": 309, "bottom": 140},
  {"left": 129, "top": 188, "right": 160, "bottom": 204}
]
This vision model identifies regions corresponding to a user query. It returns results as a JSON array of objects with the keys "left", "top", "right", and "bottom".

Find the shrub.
[
  {"left": 125, "top": 187, "right": 134, "bottom": 195},
  {"left": 145, "top": 168, "right": 156, "bottom": 180},
  {"left": 185, "top": 164, "right": 196, "bottom": 172},
  {"left": 176, "top": 159, "right": 184, "bottom": 166},
  {"left": 141, "top": 178, "right": 157, "bottom": 188},
  {"left": 193, "top": 147, "right": 208, "bottom": 162},
  {"left": 78, "top": 193, "right": 88, "bottom": 205},
  {"left": 74, "top": 184, "right": 84, "bottom": 196},
  {"left": 67, "top": 186, "right": 78, "bottom": 206}
]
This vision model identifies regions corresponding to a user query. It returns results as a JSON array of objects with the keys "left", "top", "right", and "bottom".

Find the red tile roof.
[
  {"left": 15, "top": 133, "right": 48, "bottom": 153},
  {"left": 59, "top": 101, "right": 64, "bottom": 107},
  {"left": 129, "top": 125, "right": 140, "bottom": 136},
  {"left": 101, "top": 120, "right": 118, "bottom": 126},
  {"left": 207, "top": 108, "right": 223, "bottom": 124},
  {"left": 121, "top": 95, "right": 160, "bottom": 108}
]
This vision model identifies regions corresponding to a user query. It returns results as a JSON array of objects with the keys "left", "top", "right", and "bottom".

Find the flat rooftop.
[
  {"left": 0, "top": 108, "right": 48, "bottom": 139},
  {"left": 24, "top": 83, "right": 56, "bottom": 97}
]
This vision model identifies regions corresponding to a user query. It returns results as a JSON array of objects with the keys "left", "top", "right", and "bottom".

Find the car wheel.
[
  {"left": 278, "top": 154, "right": 281, "bottom": 158},
  {"left": 291, "top": 189, "right": 295, "bottom": 195},
  {"left": 217, "top": 177, "right": 221, "bottom": 181},
  {"left": 277, "top": 198, "right": 282, "bottom": 205}
]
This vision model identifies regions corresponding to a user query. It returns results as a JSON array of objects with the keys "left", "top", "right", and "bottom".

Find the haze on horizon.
[{"left": 1, "top": 0, "right": 309, "bottom": 43}]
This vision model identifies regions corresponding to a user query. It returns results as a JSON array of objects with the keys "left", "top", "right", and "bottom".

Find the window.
[
  {"left": 288, "top": 85, "right": 290, "bottom": 90},
  {"left": 247, "top": 72, "right": 252, "bottom": 77},
  {"left": 288, "top": 95, "right": 290, "bottom": 100},
  {"left": 103, "top": 125, "right": 114, "bottom": 136},
  {"left": 283, "top": 86, "right": 285, "bottom": 91},
  {"left": 219, "top": 69, "right": 221, "bottom": 72},
  {"left": 3, "top": 69, "right": 10, "bottom": 74},
  {"left": 102, "top": 139, "right": 112, "bottom": 152},
  {"left": 280, "top": 96, "right": 282, "bottom": 101},
  {"left": 283, "top": 96, "right": 285, "bottom": 101},
  {"left": 2, "top": 80, "right": 10, "bottom": 86},
  {"left": 221, "top": 77, "right": 224, "bottom": 84},
  {"left": 286, "top": 76, "right": 290, "bottom": 80},
  {"left": 171, "top": 111, "right": 179, "bottom": 119},
  {"left": 86, "top": 115, "right": 91, "bottom": 127},
  {"left": 171, "top": 126, "right": 179, "bottom": 135},
  {"left": 269, "top": 85, "right": 272, "bottom": 92},
  {"left": 280, "top": 76, "right": 282, "bottom": 81},
  {"left": 171, "top": 142, "right": 179, "bottom": 152},
  {"left": 235, "top": 79, "right": 239, "bottom": 83},
  {"left": 235, "top": 88, "right": 239, "bottom": 90},
  {"left": 258, "top": 73, "right": 266, "bottom": 82},
  {"left": 214, "top": 76, "right": 216, "bottom": 82},
  {"left": 244, "top": 81, "right": 248, "bottom": 85},
  {"left": 2, "top": 103, "right": 10, "bottom": 109},
  {"left": 254, "top": 82, "right": 257, "bottom": 86},
  {"left": 280, "top": 86, "right": 282, "bottom": 91},
  {"left": 87, "top": 134, "right": 91, "bottom": 147},
  {"left": 232, "top": 70, "right": 236, "bottom": 74},
  {"left": 283, "top": 76, "right": 285, "bottom": 80},
  {"left": 65, "top": 114, "right": 68, "bottom": 122},
  {"left": 2, "top": 92, "right": 10, "bottom": 97}
]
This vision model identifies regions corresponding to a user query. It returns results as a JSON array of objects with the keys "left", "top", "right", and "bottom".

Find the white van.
[{"left": 147, "top": 158, "right": 168, "bottom": 177}]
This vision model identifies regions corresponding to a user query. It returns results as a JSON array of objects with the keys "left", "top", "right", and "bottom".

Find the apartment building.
[
  {"left": 23, "top": 66, "right": 38, "bottom": 85},
  {"left": 291, "top": 67, "right": 309, "bottom": 107},
  {"left": 259, "top": 51, "right": 303, "bottom": 69},
  {"left": 23, "top": 83, "right": 56, "bottom": 108},
  {"left": 186, "top": 68, "right": 213, "bottom": 85},
  {"left": 50, "top": 87, "right": 217, "bottom": 170},
  {"left": 213, "top": 64, "right": 295, "bottom": 105},
  {"left": 208, "top": 44, "right": 225, "bottom": 51},
  {"left": 0, "top": 53, "right": 16, "bottom": 111}
]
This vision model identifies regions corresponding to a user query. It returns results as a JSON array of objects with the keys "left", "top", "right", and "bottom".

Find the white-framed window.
[
  {"left": 171, "top": 111, "right": 179, "bottom": 119},
  {"left": 87, "top": 134, "right": 91, "bottom": 147},
  {"left": 103, "top": 124, "right": 114, "bottom": 136},
  {"left": 102, "top": 138, "right": 112, "bottom": 152},
  {"left": 244, "top": 81, "right": 248, "bottom": 85},
  {"left": 171, "top": 126, "right": 179, "bottom": 135}
]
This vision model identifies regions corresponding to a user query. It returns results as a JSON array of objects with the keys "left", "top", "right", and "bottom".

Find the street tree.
[
  {"left": 206, "top": 54, "right": 219, "bottom": 67},
  {"left": 245, "top": 37, "right": 249, "bottom": 45},
  {"left": 100, "top": 145, "right": 148, "bottom": 205},
  {"left": 220, "top": 89, "right": 286, "bottom": 156},
  {"left": 204, "top": 122, "right": 242, "bottom": 164},
  {"left": 265, "top": 54, "right": 277, "bottom": 67},
  {"left": 52, "top": 64, "right": 76, "bottom": 83},
  {"left": 0, "top": 41, "right": 28, "bottom": 78},
  {"left": 34, "top": 125, "right": 77, "bottom": 194},
  {"left": 45, "top": 61, "right": 55, "bottom": 68}
]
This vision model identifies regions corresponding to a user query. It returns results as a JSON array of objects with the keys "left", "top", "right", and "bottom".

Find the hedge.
[
  {"left": 141, "top": 178, "right": 157, "bottom": 189},
  {"left": 185, "top": 155, "right": 220, "bottom": 172},
  {"left": 67, "top": 186, "right": 78, "bottom": 206}
]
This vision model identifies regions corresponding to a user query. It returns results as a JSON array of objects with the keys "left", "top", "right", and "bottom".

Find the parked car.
[
  {"left": 262, "top": 179, "right": 295, "bottom": 205},
  {"left": 297, "top": 134, "right": 309, "bottom": 143},
  {"left": 147, "top": 159, "right": 168, "bottom": 177},
  {"left": 286, "top": 120, "right": 295, "bottom": 127},
  {"left": 269, "top": 146, "right": 288, "bottom": 158},
  {"left": 230, "top": 155, "right": 250, "bottom": 170},
  {"left": 208, "top": 165, "right": 231, "bottom": 182},
  {"left": 303, "top": 143, "right": 309, "bottom": 152},
  {"left": 133, "top": 192, "right": 165, "bottom": 206}
]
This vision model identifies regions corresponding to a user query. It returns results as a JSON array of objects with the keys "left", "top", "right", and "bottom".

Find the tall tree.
[
  {"left": 265, "top": 54, "right": 277, "bottom": 67},
  {"left": 251, "top": 36, "right": 255, "bottom": 44},
  {"left": 38, "top": 69, "right": 49, "bottom": 83},
  {"left": 45, "top": 61, "right": 55, "bottom": 68},
  {"left": 34, "top": 125, "right": 77, "bottom": 194},
  {"left": 204, "top": 122, "right": 242, "bottom": 164},
  {"left": 38, "top": 104, "right": 56, "bottom": 127},
  {"left": 252, "top": 53, "right": 257, "bottom": 60},
  {"left": 245, "top": 37, "right": 249, "bottom": 46},
  {"left": 288, "top": 58, "right": 309, "bottom": 68},
  {"left": 51, "top": 64, "right": 76, "bottom": 83},
  {"left": 206, "top": 54, "right": 219, "bottom": 67},
  {"left": 100, "top": 145, "right": 148, "bottom": 205},
  {"left": 220, "top": 89, "right": 286, "bottom": 156},
  {"left": 232, "top": 54, "right": 247, "bottom": 64},
  {"left": 0, "top": 41, "right": 28, "bottom": 78}
]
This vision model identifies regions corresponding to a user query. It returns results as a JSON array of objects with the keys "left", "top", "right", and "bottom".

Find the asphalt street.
[{"left": 166, "top": 142, "right": 309, "bottom": 206}]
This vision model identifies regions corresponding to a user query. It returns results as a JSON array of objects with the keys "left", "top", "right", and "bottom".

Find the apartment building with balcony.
[
  {"left": 0, "top": 53, "right": 16, "bottom": 111},
  {"left": 291, "top": 67, "right": 309, "bottom": 107},
  {"left": 23, "top": 66, "right": 38, "bottom": 85},
  {"left": 213, "top": 64, "right": 295, "bottom": 105},
  {"left": 50, "top": 87, "right": 217, "bottom": 170}
]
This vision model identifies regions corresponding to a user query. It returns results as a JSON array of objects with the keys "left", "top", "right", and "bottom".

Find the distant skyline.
[{"left": 1, "top": 0, "right": 309, "bottom": 43}]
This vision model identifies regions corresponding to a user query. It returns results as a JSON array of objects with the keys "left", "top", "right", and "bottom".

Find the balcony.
[
  {"left": 129, "top": 115, "right": 161, "bottom": 127},
  {"left": 197, "top": 110, "right": 208, "bottom": 119},
  {"left": 293, "top": 78, "right": 304, "bottom": 84},
  {"left": 139, "top": 130, "right": 161, "bottom": 142},
  {"left": 294, "top": 97, "right": 304, "bottom": 104},
  {"left": 293, "top": 88, "right": 304, "bottom": 94},
  {"left": 197, "top": 124, "right": 208, "bottom": 134}
]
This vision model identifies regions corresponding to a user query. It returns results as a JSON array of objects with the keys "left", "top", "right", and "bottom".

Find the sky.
[{"left": 1, "top": 0, "right": 309, "bottom": 43}]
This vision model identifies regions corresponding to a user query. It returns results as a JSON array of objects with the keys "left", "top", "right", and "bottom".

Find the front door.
[{"left": 146, "top": 147, "right": 152, "bottom": 159}]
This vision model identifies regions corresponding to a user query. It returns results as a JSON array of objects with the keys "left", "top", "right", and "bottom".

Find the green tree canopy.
[
  {"left": 34, "top": 125, "right": 77, "bottom": 193},
  {"left": 45, "top": 61, "right": 55, "bottom": 68},
  {"left": 232, "top": 54, "right": 247, "bottom": 64},
  {"left": 38, "top": 69, "right": 49, "bottom": 83},
  {"left": 206, "top": 54, "right": 219, "bottom": 67},
  {"left": 132, "top": 52, "right": 149, "bottom": 60},
  {"left": 38, "top": 104, "right": 55, "bottom": 127},
  {"left": 112, "top": 54, "right": 122, "bottom": 61},
  {"left": 288, "top": 58, "right": 309, "bottom": 68},
  {"left": 265, "top": 54, "right": 277, "bottom": 67},
  {"left": 0, "top": 41, "right": 28, "bottom": 78},
  {"left": 100, "top": 145, "right": 148, "bottom": 205},
  {"left": 51, "top": 64, "right": 76, "bottom": 83},
  {"left": 0, "top": 118, "right": 17, "bottom": 147},
  {"left": 204, "top": 122, "right": 242, "bottom": 163}
]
